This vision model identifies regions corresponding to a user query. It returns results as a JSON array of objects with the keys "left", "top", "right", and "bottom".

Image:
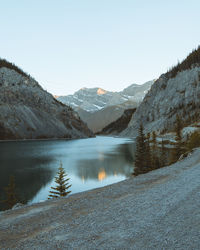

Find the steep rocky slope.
[
  {"left": 0, "top": 61, "right": 93, "bottom": 140},
  {"left": 97, "top": 108, "right": 136, "bottom": 135},
  {"left": 122, "top": 47, "right": 200, "bottom": 137}
]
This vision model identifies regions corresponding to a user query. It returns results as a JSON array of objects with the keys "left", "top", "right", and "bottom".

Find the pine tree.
[
  {"left": 2, "top": 175, "right": 18, "bottom": 209},
  {"left": 170, "top": 115, "right": 184, "bottom": 163},
  {"left": 133, "top": 124, "right": 148, "bottom": 176},
  {"left": 151, "top": 131, "right": 160, "bottom": 169},
  {"left": 145, "top": 132, "right": 152, "bottom": 170},
  {"left": 186, "top": 131, "right": 200, "bottom": 151},
  {"left": 160, "top": 139, "right": 166, "bottom": 167},
  {"left": 175, "top": 115, "right": 183, "bottom": 153},
  {"left": 48, "top": 163, "right": 71, "bottom": 199}
]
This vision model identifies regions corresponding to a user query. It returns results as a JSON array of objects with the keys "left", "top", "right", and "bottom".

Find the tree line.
[
  {"left": 0, "top": 58, "right": 29, "bottom": 78},
  {"left": 133, "top": 115, "right": 200, "bottom": 176},
  {"left": 133, "top": 124, "right": 167, "bottom": 176},
  {"left": 165, "top": 46, "right": 200, "bottom": 79}
]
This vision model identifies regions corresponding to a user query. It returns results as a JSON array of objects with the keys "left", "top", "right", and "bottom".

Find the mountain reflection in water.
[
  {"left": 98, "top": 169, "right": 106, "bottom": 181},
  {"left": 0, "top": 136, "right": 135, "bottom": 208},
  {"left": 76, "top": 142, "right": 134, "bottom": 182}
]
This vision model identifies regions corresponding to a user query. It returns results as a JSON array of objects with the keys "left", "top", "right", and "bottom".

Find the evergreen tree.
[
  {"left": 170, "top": 115, "right": 184, "bottom": 163},
  {"left": 166, "top": 46, "right": 200, "bottom": 79},
  {"left": 48, "top": 163, "right": 71, "bottom": 199},
  {"left": 133, "top": 124, "right": 148, "bottom": 176},
  {"left": 160, "top": 139, "right": 167, "bottom": 167},
  {"left": 2, "top": 176, "right": 18, "bottom": 209},
  {"left": 145, "top": 132, "right": 152, "bottom": 170},
  {"left": 175, "top": 115, "right": 182, "bottom": 150},
  {"left": 186, "top": 131, "right": 200, "bottom": 151},
  {"left": 152, "top": 131, "right": 156, "bottom": 149},
  {"left": 151, "top": 131, "right": 160, "bottom": 169}
]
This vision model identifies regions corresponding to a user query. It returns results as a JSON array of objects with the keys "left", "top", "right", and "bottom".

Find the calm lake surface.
[{"left": 0, "top": 136, "right": 135, "bottom": 209}]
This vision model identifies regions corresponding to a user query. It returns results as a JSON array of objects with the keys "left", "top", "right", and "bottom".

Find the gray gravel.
[{"left": 0, "top": 149, "right": 200, "bottom": 249}]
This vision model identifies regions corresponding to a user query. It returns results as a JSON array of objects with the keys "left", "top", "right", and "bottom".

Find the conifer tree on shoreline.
[
  {"left": 2, "top": 175, "right": 18, "bottom": 209},
  {"left": 145, "top": 132, "right": 152, "bottom": 170},
  {"left": 48, "top": 163, "right": 71, "bottom": 199},
  {"left": 133, "top": 124, "right": 149, "bottom": 176},
  {"left": 151, "top": 131, "right": 160, "bottom": 170},
  {"left": 170, "top": 115, "right": 184, "bottom": 163},
  {"left": 160, "top": 139, "right": 167, "bottom": 168},
  {"left": 133, "top": 126, "right": 168, "bottom": 176}
]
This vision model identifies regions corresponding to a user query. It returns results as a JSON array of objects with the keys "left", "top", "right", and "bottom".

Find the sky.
[{"left": 1, "top": 0, "right": 200, "bottom": 95}]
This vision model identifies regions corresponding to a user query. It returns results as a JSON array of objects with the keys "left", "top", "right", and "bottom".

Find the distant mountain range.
[
  {"left": 56, "top": 80, "right": 154, "bottom": 132},
  {"left": 57, "top": 80, "right": 154, "bottom": 112}
]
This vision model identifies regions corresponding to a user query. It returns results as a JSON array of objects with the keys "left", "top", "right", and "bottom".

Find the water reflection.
[
  {"left": 0, "top": 137, "right": 135, "bottom": 209},
  {"left": 0, "top": 141, "right": 55, "bottom": 210},
  {"left": 98, "top": 169, "right": 106, "bottom": 181},
  {"left": 76, "top": 142, "right": 135, "bottom": 182}
]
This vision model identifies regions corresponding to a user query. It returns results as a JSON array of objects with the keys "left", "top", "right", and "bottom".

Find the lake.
[{"left": 0, "top": 136, "right": 135, "bottom": 210}]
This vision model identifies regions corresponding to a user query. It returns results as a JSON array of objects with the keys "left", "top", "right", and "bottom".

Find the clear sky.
[{"left": 1, "top": 0, "right": 200, "bottom": 95}]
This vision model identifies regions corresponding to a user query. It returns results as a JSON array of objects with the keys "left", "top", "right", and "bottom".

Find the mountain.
[
  {"left": 57, "top": 81, "right": 154, "bottom": 113},
  {"left": 77, "top": 100, "right": 138, "bottom": 133},
  {"left": 122, "top": 46, "right": 200, "bottom": 137},
  {"left": 57, "top": 80, "right": 154, "bottom": 132},
  {"left": 0, "top": 59, "right": 93, "bottom": 140},
  {"left": 97, "top": 108, "right": 136, "bottom": 135},
  {"left": 58, "top": 87, "right": 127, "bottom": 112},
  {"left": 121, "top": 80, "right": 153, "bottom": 102}
]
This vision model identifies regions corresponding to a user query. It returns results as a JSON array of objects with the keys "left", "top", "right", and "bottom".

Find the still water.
[{"left": 0, "top": 136, "right": 135, "bottom": 208}]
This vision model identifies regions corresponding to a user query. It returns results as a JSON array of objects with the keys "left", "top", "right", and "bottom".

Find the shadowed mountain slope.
[{"left": 0, "top": 59, "right": 93, "bottom": 140}]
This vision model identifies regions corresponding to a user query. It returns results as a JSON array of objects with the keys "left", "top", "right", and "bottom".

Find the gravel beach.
[{"left": 0, "top": 149, "right": 200, "bottom": 250}]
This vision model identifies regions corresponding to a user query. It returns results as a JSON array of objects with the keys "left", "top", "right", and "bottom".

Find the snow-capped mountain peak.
[
  {"left": 57, "top": 80, "right": 154, "bottom": 112},
  {"left": 97, "top": 88, "right": 107, "bottom": 95}
]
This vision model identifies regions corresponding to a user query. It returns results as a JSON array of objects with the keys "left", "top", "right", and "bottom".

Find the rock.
[
  {"left": 0, "top": 65, "right": 94, "bottom": 140},
  {"left": 12, "top": 203, "right": 24, "bottom": 210},
  {"left": 122, "top": 66, "right": 200, "bottom": 137}
]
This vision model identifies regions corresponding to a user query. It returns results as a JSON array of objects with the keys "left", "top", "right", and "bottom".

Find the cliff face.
[
  {"left": 0, "top": 67, "right": 93, "bottom": 140},
  {"left": 122, "top": 66, "right": 200, "bottom": 137}
]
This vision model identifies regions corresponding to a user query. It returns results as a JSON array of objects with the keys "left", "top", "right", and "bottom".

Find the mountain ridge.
[
  {"left": 122, "top": 46, "right": 200, "bottom": 137},
  {"left": 0, "top": 63, "right": 93, "bottom": 140},
  {"left": 57, "top": 80, "right": 154, "bottom": 113},
  {"left": 56, "top": 80, "right": 154, "bottom": 132}
]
